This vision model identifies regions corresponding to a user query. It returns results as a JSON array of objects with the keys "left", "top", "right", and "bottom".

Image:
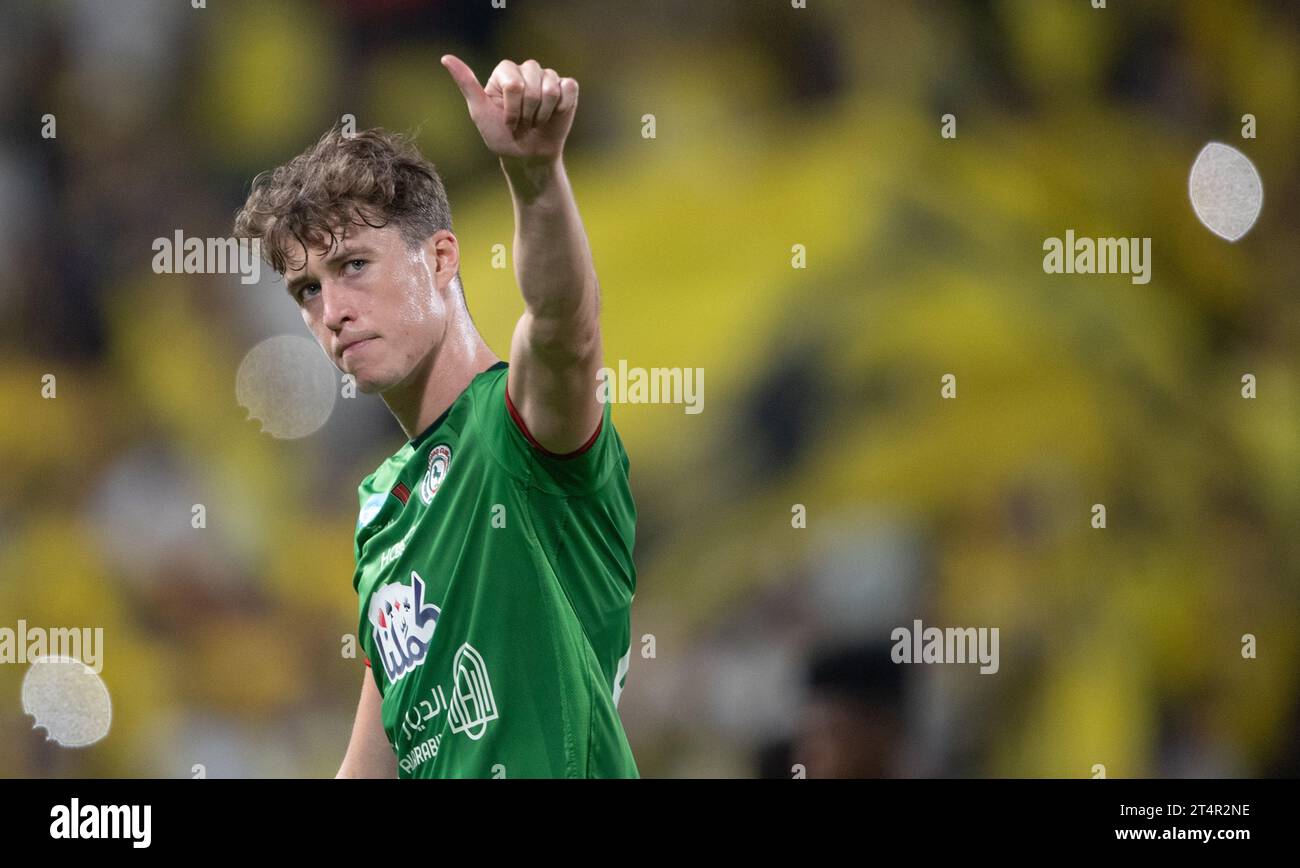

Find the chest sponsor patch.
[{"left": 369, "top": 570, "right": 441, "bottom": 684}]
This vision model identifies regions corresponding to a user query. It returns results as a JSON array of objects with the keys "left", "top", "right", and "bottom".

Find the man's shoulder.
[
  {"left": 357, "top": 447, "right": 411, "bottom": 494},
  {"left": 471, "top": 359, "right": 630, "bottom": 497},
  {"left": 466, "top": 359, "right": 509, "bottom": 403},
  {"left": 352, "top": 444, "right": 420, "bottom": 542}
]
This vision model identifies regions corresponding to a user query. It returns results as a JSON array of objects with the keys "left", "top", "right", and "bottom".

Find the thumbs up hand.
[{"left": 441, "top": 55, "right": 579, "bottom": 164}]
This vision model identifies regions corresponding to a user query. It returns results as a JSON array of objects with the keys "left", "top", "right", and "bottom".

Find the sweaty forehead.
[{"left": 287, "top": 222, "right": 391, "bottom": 274}]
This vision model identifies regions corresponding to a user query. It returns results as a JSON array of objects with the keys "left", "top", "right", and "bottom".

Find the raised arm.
[{"left": 442, "top": 54, "right": 602, "bottom": 455}]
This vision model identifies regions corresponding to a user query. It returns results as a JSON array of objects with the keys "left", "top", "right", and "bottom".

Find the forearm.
[
  {"left": 336, "top": 669, "right": 397, "bottom": 778},
  {"left": 501, "top": 156, "right": 599, "bottom": 348}
]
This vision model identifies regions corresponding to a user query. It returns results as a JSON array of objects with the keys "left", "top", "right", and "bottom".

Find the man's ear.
[{"left": 426, "top": 230, "right": 459, "bottom": 285}]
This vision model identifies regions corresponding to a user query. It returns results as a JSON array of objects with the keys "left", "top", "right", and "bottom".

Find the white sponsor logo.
[
  {"left": 369, "top": 571, "right": 441, "bottom": 684},
  {"left": 448, "top": 642, "right": 499, "bottom": 740},
  {"left": 380, "top": 524, "right": 417, "bottom": 570},
  {"left": 397, "top": 643, "right": 499, "bottom": 773}
]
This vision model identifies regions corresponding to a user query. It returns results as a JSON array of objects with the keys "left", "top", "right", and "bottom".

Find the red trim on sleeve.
[
  {"left": 504, "top": 383, "right": 602, "bottom": 460},
  {"left": 363, "top": 657, "right": 371, "bottom": 668}
]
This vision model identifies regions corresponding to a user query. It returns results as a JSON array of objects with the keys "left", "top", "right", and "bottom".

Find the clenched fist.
[{"left": 441, "top": 55, "right": 579, "bottom": 164}]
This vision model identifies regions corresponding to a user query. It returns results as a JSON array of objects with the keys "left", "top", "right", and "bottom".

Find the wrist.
[{"left": 501, "top": 154, "right": 563, "bottom": 199}]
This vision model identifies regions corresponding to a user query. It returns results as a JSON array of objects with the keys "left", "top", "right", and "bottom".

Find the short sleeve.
[{"left": 477, "top": 366, "right": 624, "bottom": 496}]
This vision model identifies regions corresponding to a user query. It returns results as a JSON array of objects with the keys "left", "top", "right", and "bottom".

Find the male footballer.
[{"left": 233, "top": 55, "right": 638, "bottom": 778}]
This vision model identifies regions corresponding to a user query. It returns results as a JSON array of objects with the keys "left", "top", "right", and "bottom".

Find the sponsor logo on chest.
[
  {"left": 369, "top": 570, "right": 441, "bottom": 684},
  {"left": 379, "top": 524, "right": 417, "bottom": 570}
]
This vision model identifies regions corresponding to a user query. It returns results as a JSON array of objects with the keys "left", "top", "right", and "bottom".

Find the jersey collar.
[{"left": 407, "top": 360, "right": 508, "bottom": 451}]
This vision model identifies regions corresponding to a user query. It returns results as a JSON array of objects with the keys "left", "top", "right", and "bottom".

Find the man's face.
[{"left": 285, "top": 221, "right": 455, "bottom": 394}]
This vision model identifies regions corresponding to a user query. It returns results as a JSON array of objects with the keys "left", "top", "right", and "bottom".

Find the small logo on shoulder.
[
  {"left": 357, "top": 492, "right": 386, "bottom": 529},
  {"left": 419, "top": 444, "right": 452, "bottom": 505}
]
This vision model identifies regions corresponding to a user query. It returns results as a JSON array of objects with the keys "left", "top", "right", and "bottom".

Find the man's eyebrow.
[
  {"left": 284, "top": 245, "right": 378, "bottom": 295},
  {"left": 285, "top": 272, "right": 310, "bottom": 296}
]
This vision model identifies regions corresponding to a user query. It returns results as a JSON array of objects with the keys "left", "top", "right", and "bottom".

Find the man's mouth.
[{"left": 341, "top": 337, "right": 377, "bottom": 358}]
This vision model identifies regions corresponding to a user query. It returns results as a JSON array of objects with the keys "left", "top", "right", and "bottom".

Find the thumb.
[{"left": 441, "top": 54, "right": 485, "bottom": 109}]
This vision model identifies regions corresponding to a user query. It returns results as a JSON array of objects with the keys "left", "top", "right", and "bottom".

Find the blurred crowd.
[{"left": 1, "top": 0, "right": 1297, "bottom": 777}]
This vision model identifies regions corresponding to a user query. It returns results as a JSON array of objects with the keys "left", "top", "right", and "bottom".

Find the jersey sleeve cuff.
[{"left": 504, "top": 382, "right": 603, "bottom": 460}]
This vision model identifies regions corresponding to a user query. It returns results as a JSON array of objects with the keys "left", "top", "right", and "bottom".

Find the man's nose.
[{"left": 320, "top": 281, "right": 354, "bottom": 332}]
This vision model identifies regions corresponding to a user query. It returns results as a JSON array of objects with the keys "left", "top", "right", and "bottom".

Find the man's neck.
[{"left": 383, "top": 330, "right": 501, "bottom": 441}]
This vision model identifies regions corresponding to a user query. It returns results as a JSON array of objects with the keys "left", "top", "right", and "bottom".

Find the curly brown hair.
[{"left": 233, "top": 124, "right": 454, "bottom": 276}]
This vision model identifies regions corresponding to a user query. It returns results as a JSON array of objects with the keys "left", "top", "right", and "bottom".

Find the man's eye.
[
  {"left": 298, "top": 283, "right": 320, "bottom": 302},
  {"left": 347, "top": 259, "right": 366, "bottom": 273}
]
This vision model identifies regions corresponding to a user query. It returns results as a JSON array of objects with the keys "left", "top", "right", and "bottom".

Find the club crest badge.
[{"left": 419, "top": 444, "right": 452, "bottom": 505}]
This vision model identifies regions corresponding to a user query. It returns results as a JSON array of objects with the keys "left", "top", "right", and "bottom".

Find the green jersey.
[{"left": 351, "top": 360, "right": 639, "bottom": 778}]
